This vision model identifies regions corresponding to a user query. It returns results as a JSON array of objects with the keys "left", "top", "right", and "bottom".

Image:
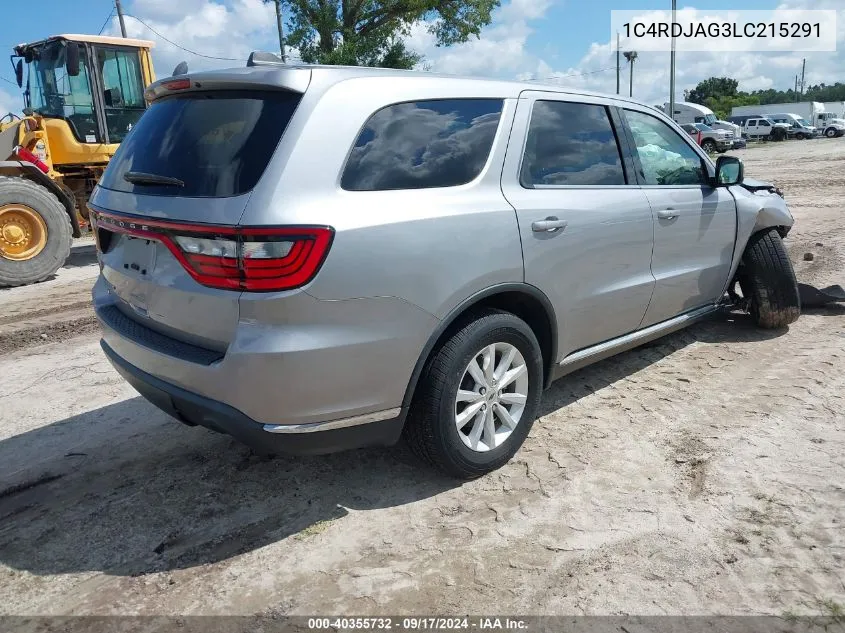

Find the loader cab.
[{"left": 13, "top": 34, "right": 155, "bottom": 146}]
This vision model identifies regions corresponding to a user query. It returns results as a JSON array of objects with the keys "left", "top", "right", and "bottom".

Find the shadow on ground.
[
  {"left": 64, "top": 243, "right": 98, "bottom": 269},
  {"left": 0, "top": 309, "right": 790, "bottom": 578},
  {"left": 538, "top": 309, "right": 787, "bottom": 416}
]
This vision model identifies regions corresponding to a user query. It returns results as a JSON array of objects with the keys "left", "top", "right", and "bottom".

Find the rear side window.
[
  {"left": 341, "top": 99, "right": 503, "bottom": 191},
  {"left": 520, "top": 101, "right": 626, "bottom": 187},
  {"left": 99, "top": 91, "right": 301, "bottom": 197}
]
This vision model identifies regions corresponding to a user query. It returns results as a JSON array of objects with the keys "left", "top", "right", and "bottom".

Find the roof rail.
[{"left": 247, "top": 51, "right": 285, "bottom": 67}]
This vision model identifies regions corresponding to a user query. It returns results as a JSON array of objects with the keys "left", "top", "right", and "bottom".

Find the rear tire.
[
  {"left": 404, "top": 309, "right": 543, "bottom": 479},
  {"left": 0, "top": 177, "right": 72, "bottom": 287},
  {"left": 795, "top": 132, "right": 806, "bottom": 140},
  {"left": 825, "top": 127, "right": 838, "bottom": 138},
  {"left": 738, "top": 228, "right": 801, "bottom": 329}
]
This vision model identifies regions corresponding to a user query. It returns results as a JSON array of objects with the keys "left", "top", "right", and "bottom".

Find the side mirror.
[
  {"left": 714, "top": 155, "right": 743, "bottom": 186},
  {"left": 66, "top": 42, "right": 80, "bottom": 77},
  {"left": 14, "top": 59, "right": 23, "bottom": 87}
]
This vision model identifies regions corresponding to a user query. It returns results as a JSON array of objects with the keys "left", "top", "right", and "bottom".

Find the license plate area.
[{"left": 122, "top": 236, "right": 157, "bottom": 277}]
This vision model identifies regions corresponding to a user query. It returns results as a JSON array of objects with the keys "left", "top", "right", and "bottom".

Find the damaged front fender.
[{"left": 720, "top": 179, "right": 795, "bottom": 296}]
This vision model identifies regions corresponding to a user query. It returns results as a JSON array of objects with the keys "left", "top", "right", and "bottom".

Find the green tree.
[
  {"left": 687, "top": 77, "right": 739, "bottom": 105},
  {"left": 704, "top": 94, "right": 759, "bottom": 119},
  {"left": 265, "top": 0, "right": 499, "bottom": 69}
]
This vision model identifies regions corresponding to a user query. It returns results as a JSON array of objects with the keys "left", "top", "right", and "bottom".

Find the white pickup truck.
[{"left": 743, "top": 117, "right": 790, "bottom": 141}]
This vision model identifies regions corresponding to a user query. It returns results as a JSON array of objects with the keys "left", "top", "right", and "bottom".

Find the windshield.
[
  {"left": 703, "top": 114, "right": 717, "bottom": 125},
  {"left": 797, "top": 118, "right": 811, "bottom": 127},
  {"left": 27, "top": 40, "right": 98, "bottom": 142},
  {"left": 695, "top": 123, "right": 712, "bottom": 131}
]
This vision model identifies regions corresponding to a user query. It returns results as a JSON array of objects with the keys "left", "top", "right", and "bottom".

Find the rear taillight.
[{"left": 92, "top": 211, "right": 333, "bottom": 292}]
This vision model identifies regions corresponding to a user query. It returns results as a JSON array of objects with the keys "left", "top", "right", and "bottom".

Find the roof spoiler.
[{"left": 247, "top": 51, "right": 286, "bottom": 67}]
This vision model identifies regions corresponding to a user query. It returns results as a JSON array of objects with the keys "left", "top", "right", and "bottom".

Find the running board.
[{"left": 550, "top": 305, "right": 718, "bottom": 382}]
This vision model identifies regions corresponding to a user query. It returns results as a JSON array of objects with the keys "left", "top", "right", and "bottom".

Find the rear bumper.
[{"left": 102, "top": 340, "right": 404, "bottom": 455}]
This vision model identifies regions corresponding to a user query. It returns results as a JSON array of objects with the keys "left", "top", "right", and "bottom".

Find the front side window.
[
  {"left": 520, "top": 101, "right": 625, "bottom": 187},
  {"left": 96, "top": 47, "right": 147, "bottom": 143},
  {"left": 341, "top": 99, "right": 503, "bottom": 191},
  {"left": 623, "top": 109, "right": 706, "bottom": 186}
]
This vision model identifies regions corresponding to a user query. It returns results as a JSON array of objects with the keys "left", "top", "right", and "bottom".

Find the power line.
[
  {"left": 97, "top": 9, "right": 116, "bottom": 36},
  {"left": 0, "top": 75, "right": 17, "bottom": 86},
  {"left": 124, "top": 14, "right": 241, "bottom": 61}
]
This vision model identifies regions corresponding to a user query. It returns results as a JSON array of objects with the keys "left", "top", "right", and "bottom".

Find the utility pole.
[
  {"left": 669, "top": 0, "right": 677, "bottom": 117},
  {"left": 800, "top": 57, "right": 806, "bottom": 97},
  {"left": 273, "top": 0, "right": 286, "bottom": 62},
  {"left": 624, "top": 51, "right": 638, "bottom": 98},
  {"left": 616, "top": 32, "right": 620, "bottom": 95},
  {"left": 115, "top": 0, "right": 127, "bottom": 38},
  {"left": 794, "top": 75, "right": 799, "bottom": 101}
]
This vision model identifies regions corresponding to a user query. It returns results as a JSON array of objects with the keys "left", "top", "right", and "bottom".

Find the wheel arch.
[
  {"left": 0, "top": 161, "right": 80, "bottom": 237},
  {"left": 399, "top": 283, "right": 558, "bottom": 422},
  {"left": 720, "top": 185, "right": 796, "bottom": 298}
]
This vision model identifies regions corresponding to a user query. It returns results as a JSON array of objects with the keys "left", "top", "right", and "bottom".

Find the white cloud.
[
  {"left": 408, "top": 0, "right": 553, "bottom": 77},
  {"left": 114, "top": 0, "right": 278, "bottom": 77},
  {"left": 415, "top": 1, "right": 845, "bottom": 108},
  {"left": 99, "top": 0, "right": 844, "bottom": 110},
  {"left": 0, "top": 86, "right": 22, "bottom": 117}
]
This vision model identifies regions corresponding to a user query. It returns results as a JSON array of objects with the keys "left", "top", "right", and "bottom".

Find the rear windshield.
[{"left": 98, "top": 91, "right": 301, "bottom": 197}]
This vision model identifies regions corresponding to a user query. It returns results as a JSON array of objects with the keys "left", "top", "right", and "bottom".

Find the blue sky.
[{"left": 0, "top": 0, "right": 842, "bottom": 115}]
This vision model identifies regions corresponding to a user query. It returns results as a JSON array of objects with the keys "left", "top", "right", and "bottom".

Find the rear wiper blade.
[{"left": 123, "top": 171, "right": 185, "bottom": 187}]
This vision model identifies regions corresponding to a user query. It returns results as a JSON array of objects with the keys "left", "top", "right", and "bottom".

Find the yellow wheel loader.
[{"left": 0, "top": 34, "right": 156, "bottom": 286}]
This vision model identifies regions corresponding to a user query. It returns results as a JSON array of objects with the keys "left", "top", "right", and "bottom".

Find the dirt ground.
[{"left": 0, "top": 139, "right": 844, "bottom": 617}]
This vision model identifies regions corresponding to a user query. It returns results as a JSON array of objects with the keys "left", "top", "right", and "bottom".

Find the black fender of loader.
[{"left": 0, "top": 160, "right": 81, "bottom": 237}]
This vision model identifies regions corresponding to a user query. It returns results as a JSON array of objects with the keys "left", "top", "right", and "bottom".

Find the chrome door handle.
[
  {"left": 532, "top": 217, "right": 568, "bottom": 233},
  {"left": 657, "top": 209, "right": 678, "bottom": 220}
]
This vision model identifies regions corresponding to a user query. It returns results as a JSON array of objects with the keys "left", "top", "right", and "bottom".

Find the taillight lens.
[{"left": 91, "top": 211, "right": 333, "bottom": 292}]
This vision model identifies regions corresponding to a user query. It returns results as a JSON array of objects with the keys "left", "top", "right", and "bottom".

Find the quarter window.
[
  {"left": 520, "top": 101, "right": 626, "bottom": 187},
  {"left": 341, "top": 99, "right": 503, "bottom": 191},
  {"left": 623, "top": 109, "right": 706, "bottom": 186}
]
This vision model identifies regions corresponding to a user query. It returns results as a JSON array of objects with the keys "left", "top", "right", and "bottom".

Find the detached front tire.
[
  {"left": 404, "top": 309, "right": 543, "bottom": 480},
  {"left": 0, "top": 177, "right": 72, "bottom": 287},
  {"left": 738, "top": 228, "right": 801, "bottom": 329}
]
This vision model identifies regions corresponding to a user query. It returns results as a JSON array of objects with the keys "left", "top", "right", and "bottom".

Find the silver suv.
[{"left": 91, "top": 55, "right": 801, "bottom": 479}]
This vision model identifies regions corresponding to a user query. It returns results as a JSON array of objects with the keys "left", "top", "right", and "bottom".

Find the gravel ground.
[{"left": 0, "top": 139, "right": 843, "bottom": 616}]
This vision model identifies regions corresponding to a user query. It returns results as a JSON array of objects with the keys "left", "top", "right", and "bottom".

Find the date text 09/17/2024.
[{"left": 307, "top": 617, "right": 529, "bottom": 630}]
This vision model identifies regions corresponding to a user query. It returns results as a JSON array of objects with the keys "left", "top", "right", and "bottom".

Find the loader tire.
[
  {"left": 0, "top": 176, "right": 72, "bottom": 287},
  {"left": 738, "top": 228, "right": 801, "bottom": 329}
]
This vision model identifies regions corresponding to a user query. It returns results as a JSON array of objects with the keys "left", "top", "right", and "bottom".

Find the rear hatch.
[{"left": 91, "top": 75, "right": 307, "bottom": 350}]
